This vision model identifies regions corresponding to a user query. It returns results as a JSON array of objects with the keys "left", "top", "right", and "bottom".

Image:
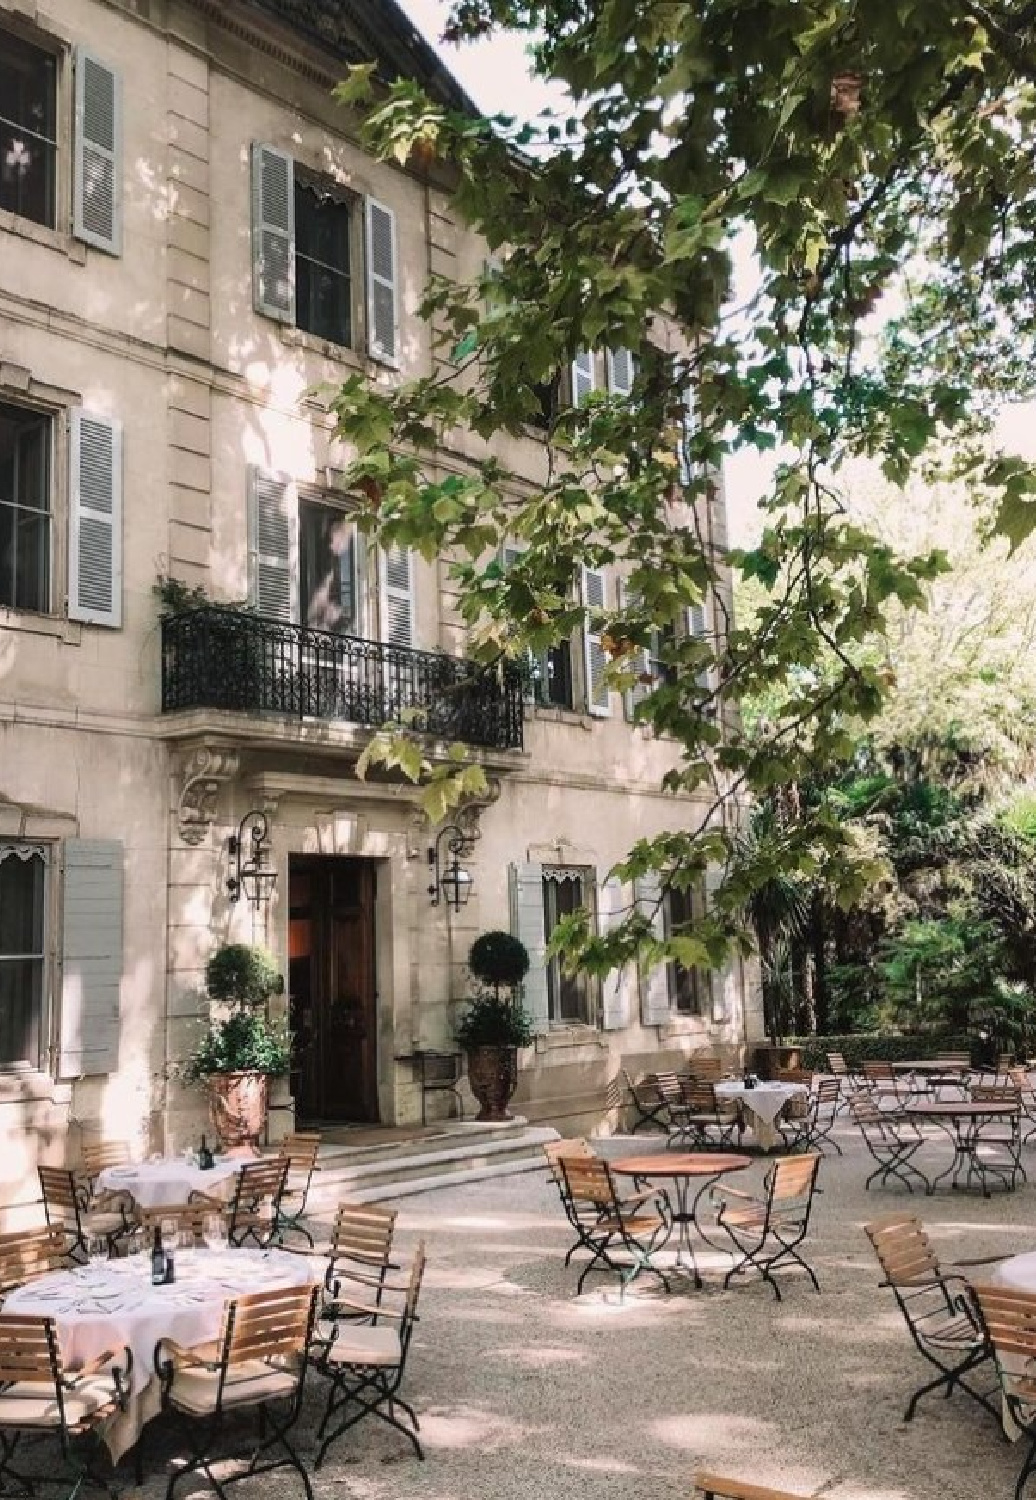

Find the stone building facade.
[{"left": 0, "top": 0, "right": 762, "bottom": 1222}]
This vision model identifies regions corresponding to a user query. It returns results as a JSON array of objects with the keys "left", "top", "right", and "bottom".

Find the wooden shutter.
[
  {"left": 606, "top": 347, "right": 635, "bottom": 398},
  {"left": 635, "top": 872, "right": 670, "bottom": 1026},
  {"left": 68, "top": 410, "right": 122, "bottom": 628},
  {"left": 510, "top": 861, "right": 548, "bottom": 1035},
  {"left": 571, "top": 349, "right": 595, "bottom": 407},
  {"left": 580, "top": 564, "right": 610, "bottom": 717},
  {"left": 73, "top": 48, "right": 121, "bottom": 254},
  {"left": 618, "top": 578, "right": 651, "bottom": 722},
  {"left": 251, "top": 144, "right": 295, "bottom": 322},
  {"left": 365, "top": 198, "right": 399, "bottom": 364},
  {"left": 599, "top": 876, "right": 629, "bottom": 1031},
  {"left": 59, "top": 840, "right": 122, "bottom": 1078},
  {"left": 248, "top": 468, "right": 296, "bottom": 621},
  {"left": 381, "top": 544, "right": 413, "bottom": 646},
  {"left": 678, "top": 371, "right": 695, "bottom": 487},
  {"left": 687, "top": 598, "right": 711, "bottom": 688}
]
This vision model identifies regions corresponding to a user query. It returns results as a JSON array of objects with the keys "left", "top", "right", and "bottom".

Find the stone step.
[
  {"left": 305, "top": 1123, "right": 559, "bottom": 1208},
  {"left": 314, "top": 1116, "right": 531, "bottom": 1168}
]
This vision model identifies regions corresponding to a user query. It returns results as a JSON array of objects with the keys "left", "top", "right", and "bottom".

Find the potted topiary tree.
[
  {"left": 183, "top": 943, "right": 291, "bottom": 1148},
  {"left": 455, "top": 932, "right": 533, "bottom": 1121}
]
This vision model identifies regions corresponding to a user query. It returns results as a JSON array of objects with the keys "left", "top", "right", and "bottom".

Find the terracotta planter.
[
  {"left": 465, "top": 1045, "right": 517, "bottom": 1122},
  {"left": 753, "top": 1044, "right": 802, "bottom": 1082},
  {"left": 208, "top": 1071, "right": 269, "bottom": 1148}
]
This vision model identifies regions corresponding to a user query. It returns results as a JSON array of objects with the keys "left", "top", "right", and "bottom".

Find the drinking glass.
[{"left": 204, "top": 1213, "right": 227, "bottom": 1253}]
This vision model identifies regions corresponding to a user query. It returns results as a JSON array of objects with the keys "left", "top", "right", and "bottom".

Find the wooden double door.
[{"left": 288, "top": 856, "right": 379, "bottom": 1123}]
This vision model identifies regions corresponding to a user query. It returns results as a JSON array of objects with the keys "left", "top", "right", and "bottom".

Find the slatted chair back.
[
  {"left": 278, "top": 1131, "right": 321, "bottom": 1186},
  {"left": 776, "top": 1067, "right": 813, "bottom": 1087},
  {"left": 863, "top": 1060, "right": 895, "bottom": 1083},
  {"left": 684, "top": 1082, "right": 723, "bottom": 1114},
  {"left": 399, "top": 1241, "right": 426, "bottom": 1358},
  {"left": 696, "top": 1473, "right": 810, "bottom": 1500},
  {"left": 971, "top": 1081, "right": 1020, "bottom": 1104},
  {"left": 827, "top": 1051, "right": 849, "bottom": 1077},
  {"left": 996, "top": 1051, "right": 1016, "bottom": 1075},
  {"left": 0, "top": 1228, "right": 68, "bottom": 1295},
  {"left": 768, "top": 1152, "right": 821, "bottom": 1216},
  {"left": 37, "top": 1167, "right": 83, "bottom": 1232},
  {"left": 543, "top": 1137, "right": 595, "bottom": 1185},
  {"left": 222, "top": 1283, "right": 317, "bottom": 1370},
  {"left": 80, "top": 1141, "right": 131, "bottom": 1181},
  {"left": 815, "top": 1077, "right": 841, "bottom": 1109},
  {"left": 620, "top": 1068, "right": 667, "bottom": 1133},
  {"left": 939, "top": 1050, "right": 972, "bottom": 1068},
  {"left": 652, "top": 1070, "right": 684, "bottom": 1105},
  {"left": 227, "top": 1157, "right": 290, "bottom": 1247},
  {"left": 864, "top": 1212, "right": 940, "bottom": 1285},
  {"left": 137, "top": 1202, "right": 208, "bottom": 1244},
  {"left": 972, "top": 1283, "right": 1036, "bottom": 1364},
  {"left": 0, "top": 1313, "right": 60, "bottom": 1387},
  {"left": 559, "top": 1154, "right": 615, "bottom": 1214},
  {"left": 326, "top": 1202, "right": 398, "bottom": 1300},
  {"left": 687, "top": 1056, "right": 723, "bottom": 1083}
]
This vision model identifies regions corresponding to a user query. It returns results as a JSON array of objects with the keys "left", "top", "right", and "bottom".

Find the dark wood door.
[{"left": 288, "top": 857, "right": 378, "bottom": 1123}]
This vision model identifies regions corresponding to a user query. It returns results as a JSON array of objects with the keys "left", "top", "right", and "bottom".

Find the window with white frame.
[
  {"left": 294, "top": 172, "right": 354, "bottom": 348},
  {"left": 664, "top": 881, "right": 709, "bottom": 1016},
  {"left": 0, "top": 842, "right": 48, "bottom": 1068},
  {"left": 0, "top": 401, "right": 51, "bottom": 613},
  {"left": 542, "top": 867, "right": 597, "bottom": 1025}
]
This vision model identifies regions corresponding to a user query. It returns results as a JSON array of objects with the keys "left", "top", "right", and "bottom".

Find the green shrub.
[
  {"left": 787, "top": 1030, "right": 975, "bottom": 1071},
  {"left": 182, "top": 1010, "right": 291, "bottom": 1080},
  {"left": 205, "top": 944, "right": 280, "bottom": 1007},
  {"left": 455, "top": 992, "right": 533, "bottom": 1049},
  {"left": 468, "top": 932, "right": 530, "bottom": 995}
]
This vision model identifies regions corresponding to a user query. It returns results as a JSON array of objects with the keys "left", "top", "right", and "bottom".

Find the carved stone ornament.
[
  {"left": 177, "top": 747, "right": 240, "bottom": 846},
  {"left": 455, "top": 775, "right": 502, "bottom": 842}
]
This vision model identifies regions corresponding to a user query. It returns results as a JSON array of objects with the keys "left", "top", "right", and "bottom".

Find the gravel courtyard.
[{"left": 128, "top": 1118, "right": 1035, "bottom": 1500}]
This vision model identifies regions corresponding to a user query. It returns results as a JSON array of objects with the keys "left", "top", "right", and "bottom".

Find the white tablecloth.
[
  {"left": 6, "top": 1248, "right": 319, "bottom": 1459},
  {"left": 715, "top": 1080, "right": 809, "bottom": 1148},
  {"left": 996, "top": 1251, "right": 1036, "bottom": 1293},
  {"left": 97, "top": 1157, "right": 242, "bottom": 1209}
]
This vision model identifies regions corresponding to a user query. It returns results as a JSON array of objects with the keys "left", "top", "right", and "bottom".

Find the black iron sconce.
[
  {"left": 227, "top": 810, "right": 278, "bottom": 907},
  {"left": 428, "top": 823, "right": 475, "bottom": 912}
]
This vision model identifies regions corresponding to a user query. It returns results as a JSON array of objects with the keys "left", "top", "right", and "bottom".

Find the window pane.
[
  {"left": 0, "top": 404, "right": 51, "bottom": 613},
  {"left": 0, "top": 35, "right": 57, "bottom": 228},
  {"left": 296, "top": 258, "right": 351, "bottom": 347},
  {"left": 0, "top": 958, "right": 41, "bottom": 1066},
  {"left": 295, "top": 182, "right": 352, "bottom": 347},
  {"left": 300, "top": 502, "right": 356, "bottom": 634},
  {"left": 541, "top": 643, "right": 574, "bottom": 709},
  {"left": 543, "top": 872, "right": 592, "bottom": 1024},
  {"left": 0, "top": 846, "right": 45, "bottom": 1069},
  {"left": 0, "top": 850, "right": 45, "bottom": 954}
]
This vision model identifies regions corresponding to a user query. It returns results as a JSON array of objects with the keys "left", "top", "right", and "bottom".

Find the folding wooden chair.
[
  {"left": 272, "top": 1131, "right": 321, "bottom": 1247},
  {"left": 0, "top": 1312, "right": 130, "bottom": 1499},
  {"left": 780, "top": 1078, "right": 842, "bottom": 1155},
  {"left": 156, "top": 1282, "right": 318, "bottom": 1499},
  {"left": 1009, "top": 1067, "right": 1036, "bottom": 1145},
  {"left": 621, "top": 1069, "right": 668, "bottom": 1134},
  {"left": 826, "top": 1050, "right": 861, "bottom": 1111},
  {"left": 558, "top": 1156, "right": 672, "bottom": 1297},
  {"left": 861, "top": 1059, "right": 903, "bottom": 1103},
  {"left": 972, "top": 1284, "right": 1036, "bottom": 1499},
  {"left": 713, "top": 1152, "right": 822, "bottom": 1301},
  {"left": 863, "top": 1211, "right": 1002, "bottom": 1423},
  {"left": 970, "top": 1082, "right": 1026, "bottom": 1190},
  {"left": 311, "top": 1242, "right": 427, "bottom": 1466},
  {"left": 38, "top": 1166, "right": 130, "bottom": 1263},
  {"left": 195, "top": 1158, "right": 289, "bottom": 1249},
  {"left": 544, "top": 1139, "right": 602, "bottom": 1267},
  {"left": 0, "top": 1227, "right": 69, "bottom": 1297},
  {"left": 686, "top": 1055, "right": 725, "bottom": 1084},
  {"left": 849, "top": 1093, "right": 931, "bottom": 1192},
  {"left": 695, "top": 1473, "right": 811, "bottom": 1499}
]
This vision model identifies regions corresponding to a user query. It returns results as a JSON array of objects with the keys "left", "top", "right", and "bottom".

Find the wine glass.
[{"left": 204, "top": 1213, "right": 227, "bottom": 1254}]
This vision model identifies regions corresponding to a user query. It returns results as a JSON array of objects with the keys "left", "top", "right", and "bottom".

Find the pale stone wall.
[{"left": 0, "top": 0, "right": 761, "bottom": 1221}]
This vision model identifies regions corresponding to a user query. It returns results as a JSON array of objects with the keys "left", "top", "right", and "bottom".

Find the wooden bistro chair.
[
  {"left": 558, "top": 1155, "right": 672, "bottom": 1298},
  {"left": 156, "top": 1282, "right": 319, "bottom": 1500},
  {"left": 0, "top": 1228, "right": 69, "bottom": 1298},
  {"left": 826, "top": 1050, "right": 861, "bottom": 1110},
  {"left": 863, "top": 1212, "right": 1002, "bottom": 1424},
  {"left": 848, "top": 1093, "right": 931, "bottom": 1193},
  {"left": 686, "top": 1055, "right": 725, "bottom": 1084},
  {"left": 696, "top": 1474, "right": 811, "bottom": 1500},
  {"left": 272, "top": 1131, "right": 322, "bottom": 1247},
  {"left": 972, "top": 1284, "right": 1036, "bottom": 1500},
  {"left": 1009, "top": 1067, "right": 1036, "bottom": 1145},
  {"left": 621, "top": 1069, "right": 668, "bottom": 1134},
  {"left": 0, "top": 1312, "right": 130, "bottom": 1500},
  {"left": 311, "top": 1241, "right": 427, "bottom": 1467},
  {"left": 779, "top": 1077, "right": 842, "bottom": 1156},
  {"left": 713, "top": 1152, "right": 822, "bottom": 1302},
  {"left": 969, "top": 1081, "right": 1027, "bottom": 1191},
  {"left": 861, "top": 1059, "right": 903, "bottom": 1104},
  {"left": 308, "top": 1202, "right": 400, "bottom": 1330},
  {"left": 544, "top": 1139, "right": 601, "bottom": 1267},
  {"left": 38, "top": 1166, "right": 130, "bottom": 1263},
  {"left": 196, "top": 1157, "right": 290, "bottom": 1250}
]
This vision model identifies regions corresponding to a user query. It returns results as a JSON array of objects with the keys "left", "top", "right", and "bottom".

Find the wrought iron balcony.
[{"left": 161, "top": 607, "right": 524, "bottom": 752}]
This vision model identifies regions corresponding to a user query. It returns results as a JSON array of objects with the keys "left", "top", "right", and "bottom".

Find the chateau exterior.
[{"left": 0, "top": 0, "right": 762, "bottom": 1221}]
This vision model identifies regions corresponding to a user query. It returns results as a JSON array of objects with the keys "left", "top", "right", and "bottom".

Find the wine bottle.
[
  {"left": 151, "top": 1226, "right": 166, "bottom": 1286},
  {"left": 198, "top": 1134, "right": 214, "bottom": 1171}
]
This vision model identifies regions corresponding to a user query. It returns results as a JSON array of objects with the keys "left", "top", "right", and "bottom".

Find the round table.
[
  {"left": 97, "top": 1157, "right": 242, "bottom": 1209},
  {"left": 997, "top": 1252, "right": 1036, "bottom": 1292},
  {"left": 905, "top": 1100, "right": 1024, "bottom": 1196},
  {"left": 611, "top": 1152, "right": 751, "bottom": 1286},
  {"left": 6, "top": 1247, "right": 319, "bottom": 1461},
  {"left": 714, "top": 1081, "right": 808, "bottom": 1149}
]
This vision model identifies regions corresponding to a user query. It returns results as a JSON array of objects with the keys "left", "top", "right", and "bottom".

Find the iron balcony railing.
[{"left": 161, "top": 607, "right": 524, "bottom": 752}]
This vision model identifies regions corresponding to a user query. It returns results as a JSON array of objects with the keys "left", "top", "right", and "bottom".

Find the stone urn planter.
[
  {"left": 208, "top": 1070, "right": 269, "bottom": 1148},
  {"left": 465, "top": 1045, "right": 518, "bottom": 1122}
]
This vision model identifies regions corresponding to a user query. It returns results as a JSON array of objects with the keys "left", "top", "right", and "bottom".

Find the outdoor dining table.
[
  {"left": 891, "top": 1059, "right": 972, "bottom": 1094},
  {"left": 714, "top": 1080, "right": 808, "bottom": 1150},
  {"left": 611, "top": 1152, "right": 752, "bottom": 1287},
  {"left": 904, "top": 1099, "right": 1024, "bottom": 1196},
  {"left": 96, "top": 1156, "right": 243, "bottom": 1209},
  {"left": 4, "top": 1245, "right": 320, "bottom": 1462}
]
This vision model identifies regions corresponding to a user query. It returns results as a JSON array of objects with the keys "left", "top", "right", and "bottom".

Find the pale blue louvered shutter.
[
  {"left": 580, "top": 564, "right": 610, "bottom": 717},
  {"left": 248, "top": 468, "right": 296, "bottom": 621},
  {"left": 59, "top": 840, "right": 122, "bottom": 1077},
  {"left": 687, "top": 598, "right": 711, "bottom": 689},
  {"left": 381, "top": 544, "right": 413, "bottom": 646},
  {"left": 73, "top": 49, "right": 121, "bottom": 255},
  {"left": 606, "top": 347, "right": 634, "bottom": 398},
  {"left": 251, "top": 144, "right": 295, "bottom": 322},
  {"left": 635, "top": 871, "right": 670, "bottom": 1026},
  {"left": 618, "top": 577, "right": 652, "bottom": 722},
  {"left": 365, "top": 198, "right": 399, "bottom": 364},
  {"left": 571, "top": 349, "right": 595, "bottom": 407},
  {"left": 510, "top": 861, "right": 548, "bottom": 1035},
  {"left": 678, "top": 367, "right": 696, "bottom": 487},
  {"left": 69, "top": 410, "right": 122, "bottom": 628},
  {"left": 599, "top": 875, "right": 630, "bottom": 1030}
]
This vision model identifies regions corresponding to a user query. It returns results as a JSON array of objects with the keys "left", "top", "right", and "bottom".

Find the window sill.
[
  {"left": 533, "top": 1025, "right": 605, "bottom": 1054},
  {"left": 0, "top": 1067, "right": 70, "bottom": 1108},
  {"left": 0, "top": 209, "right": 86, "bottom": 265},
  {"left": 279, "top": 326, "right": 401, "bottom": 377},
  {"left": 659, "top": 1014, "right": 710, "bottom": 1040},
  {"left": 0, "top": 608, "right": 81, "bottom": 645},
  {"left": 528, "top": 704, "right": 596, "bottom": 730}
]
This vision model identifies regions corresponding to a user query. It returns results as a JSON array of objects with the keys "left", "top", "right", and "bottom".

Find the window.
[
  {"left": 532, "top": 643, "right": 574, "bottom": 710},
  {"left": 299, "top": 498, "right": 359, "bottom": 634},
  {"left": 0, "top": 401, "right": 51, "bottom": 613},
  {"left": 664, "top": 883, "right": 709, "bottom": 1016},
  {"left": 0, "top": 842, "right": 47, "bottom": 1068},
  {"left": 0, "top": 30, "right": 57, "bottom": 228},
  {"left": 543, "top": 867, "right": 596, "bottom": 1025},
  {"left": 294, "top": 177, "right": 352, "bottom": 348}
]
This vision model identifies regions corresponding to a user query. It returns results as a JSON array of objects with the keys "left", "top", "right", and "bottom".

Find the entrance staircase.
[{"left": 304, "top": 1117, "right": 559, "bottom": 1212}]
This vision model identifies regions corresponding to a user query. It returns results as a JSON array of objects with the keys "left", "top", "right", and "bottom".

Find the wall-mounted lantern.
[
  {"left": 227, "top": 810, "right": 277, "bottom": 907},
  {"left": 428, "top": 823, "right": 475, "bottom": 912}
]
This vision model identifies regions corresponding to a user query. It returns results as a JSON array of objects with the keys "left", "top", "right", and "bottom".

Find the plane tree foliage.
[{"left": 333, "top": 0, "right": 1036, "bottom": 983}]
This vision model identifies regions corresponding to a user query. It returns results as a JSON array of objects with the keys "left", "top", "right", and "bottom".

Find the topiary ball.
[
  {"left": 205, "top": 944, "right": 281, "bottom": 1006},
  {"left": 468, "top": 931, "right": 530, "bottom": 991}
]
